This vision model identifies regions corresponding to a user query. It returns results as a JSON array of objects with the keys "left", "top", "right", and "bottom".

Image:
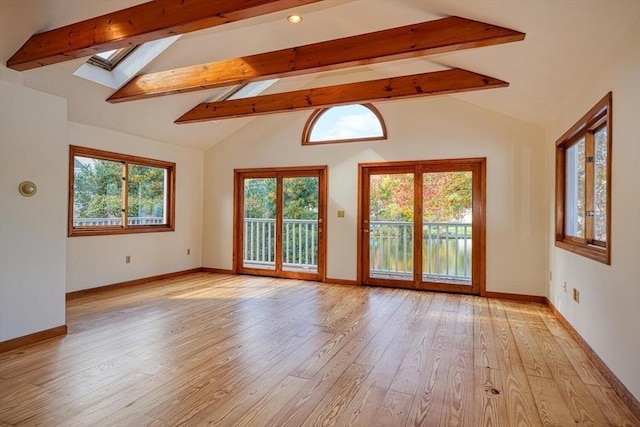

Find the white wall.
[
  {"left": 0, "top": 0, "right": 205, "bottom": 339},
  {"left": 202, "top": 95, "right": 547, "bottom": 296},
  {"left": 546, "top": 19, "right": 640, "bottom": 401},
  {"left": 0, "top": 82, "right": 205, "bottom": 341},
  {"left": 66, "top": 122, "right": 203, "bottom": 292},
  {"left": 0, "top": 81, "right": 67, "bottom": 341}
]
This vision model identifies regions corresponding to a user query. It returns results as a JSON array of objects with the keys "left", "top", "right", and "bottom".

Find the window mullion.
[
  {"left": 584, "top": 132, "right": 595, "bottom": 243},
  {"left": 122, "top": 162, "right": 128, "bottom": 228},
  {"left": 414, "top": 168, "right": 423, "bottom": 285}
]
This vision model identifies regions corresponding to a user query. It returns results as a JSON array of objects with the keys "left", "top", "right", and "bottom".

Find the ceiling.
[{"left": 1, "top": 0, "right": 638, "bottom": 150}]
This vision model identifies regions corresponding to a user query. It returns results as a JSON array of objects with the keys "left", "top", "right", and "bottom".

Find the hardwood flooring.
[{"left": 0, "top": 272, "right": 638, "bottom": 426}]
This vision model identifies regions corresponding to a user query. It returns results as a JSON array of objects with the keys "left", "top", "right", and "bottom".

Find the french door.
[
  {"left": 359, "top": 159, "right": 485, "bottom": 294},
  {"left": 234, "top": 166, "right": 327, "bottom": 281}
]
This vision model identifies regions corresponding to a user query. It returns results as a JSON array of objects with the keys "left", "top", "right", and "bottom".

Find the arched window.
[{"left": 302, "top": 103, "right": 387, "bottom": 145}]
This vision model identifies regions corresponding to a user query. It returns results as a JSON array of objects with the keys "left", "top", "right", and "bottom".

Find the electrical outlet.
[
  {"left": 573, "top": 288, "right": 580, "bottom": 303},
  {"left": 125, "top": 255, "right": 131, "bottom": 264},
  {"left": 187, "top": 248, "right": 191, "bottom": 255},
  {"left": 563, "top": 281, "right": 567, "bottom": 293},
  {"left": 337, "top": 210, "right": 345, "bottom": 218}
]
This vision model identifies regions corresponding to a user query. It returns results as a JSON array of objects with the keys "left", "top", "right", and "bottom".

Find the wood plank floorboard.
[
  {"left": 474, "top": 365, "right": 508, "bottom": 427},
  {"left": 0, "top": 273, "right": 637, "bottom": 426},
  {"left": 334, "top": 293, "right": 429, "bottom": 427},
  {"left": 489, "top": 299, "right": 543, "bottom": 427}
]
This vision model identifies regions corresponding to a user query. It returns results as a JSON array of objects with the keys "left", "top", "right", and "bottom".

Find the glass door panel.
[
  {"left": 360, "top": 159, "right": 484, "bottom": 295},
  {"left": 422, "top": 171, "right": 472, "bottom": 285},
  {"left": 243, "top": 178, "right": 276, "bottom": 271},
  {"left": 236, "top": 167, "right": 326, "bottom": 281},
  {"left": 282, "top": 177, "right": 319, "bottom": 273},
  {"left": 368, "top": 173, "right": 414, "bottom": 281}
]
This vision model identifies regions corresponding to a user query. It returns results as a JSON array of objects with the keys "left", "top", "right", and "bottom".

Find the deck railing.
[
  {"left": 369, "top": 221, "right": 472, "bottom": 282},
  {"left": 243, "top": 218, "right": 318, "bottom": 270},
  {"left": 243, "top": 218, "right": 471, "bottom": 281},
  {"left": 73, "top": 217, "right": 165, "bottom": 226}
]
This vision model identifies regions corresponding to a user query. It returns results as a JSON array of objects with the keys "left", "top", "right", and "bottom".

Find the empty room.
[{"left": 0, "top": 0, "right": 638, "bottom": 425}]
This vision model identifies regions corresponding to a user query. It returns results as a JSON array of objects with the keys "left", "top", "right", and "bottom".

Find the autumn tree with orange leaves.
[{"left": 370, "top": 172, "right": 471, "bottom": 223}]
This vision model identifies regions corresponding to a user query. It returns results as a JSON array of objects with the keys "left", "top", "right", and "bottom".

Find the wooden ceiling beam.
[
  {"left": 7, "top": 0, "right": 322, "bottom": 71},
  {"left": 110, "top": 16, "right": 524, "bottom": 103},
  {"left": 175, "top": 68, "right": 509, "bottom": 124}
]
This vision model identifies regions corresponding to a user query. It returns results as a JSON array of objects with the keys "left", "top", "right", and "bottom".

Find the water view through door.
[
  {"left": 235, "top": 167, "right": 326, "bottom": 281},
  {"left": 361, "top": 159, "right": 485, "bottom": 294},
  {"left": 422, "top": 171, "right": 473, "bottom": 284},
  {"left": 368, "top": 172, "right": 415, "bottom": 281}
]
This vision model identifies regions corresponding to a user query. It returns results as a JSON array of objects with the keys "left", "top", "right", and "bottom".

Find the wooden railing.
[
  {"left": 73, "top": 217, "right": 165, "bottom": 226},
  {"left": 369, "top": 221, "right": 472, "bottom": 282},
  {"left": 243, "top": 218, "right": 318, "bottom": 270},
  {"left": 243, "top": 218, "right": 471, "bottom": 281}
]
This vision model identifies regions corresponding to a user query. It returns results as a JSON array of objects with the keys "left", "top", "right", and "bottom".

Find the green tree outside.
[
  {"left": 243, "top": 177, "right": 318, "bottom": 220},
  {"left": 74, "top": 157, "right": 123, "bottom": 221},
  {"left": 127, "top": 164, "right": 166, "bottom": 220},
  {"left": 243, "top": 177, "right": 319, "bottom": 267},
  {"left": 74, "top": 157, "right": 165, "bottom": 223}
]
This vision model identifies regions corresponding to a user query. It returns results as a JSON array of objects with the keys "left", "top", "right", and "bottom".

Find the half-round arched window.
[{"left": 302, "top": 103, "right": 387, "bottom": 145}]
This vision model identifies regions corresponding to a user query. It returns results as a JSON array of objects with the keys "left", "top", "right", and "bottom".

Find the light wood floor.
[{"left": 0, "top": 273, "right": 638, "bottom": 426}]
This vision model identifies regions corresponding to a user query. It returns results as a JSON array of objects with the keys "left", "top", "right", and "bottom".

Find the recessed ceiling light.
[{"left": 287, "top": 14, "right": 302, "bottom": 24}]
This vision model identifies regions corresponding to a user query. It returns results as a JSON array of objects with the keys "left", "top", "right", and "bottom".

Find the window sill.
[
  {"left": 69, "top": 225, "right": 174, "bottom": 238},
  {"left": 555, "top": 239, "right": 610, "bottom": 265}
]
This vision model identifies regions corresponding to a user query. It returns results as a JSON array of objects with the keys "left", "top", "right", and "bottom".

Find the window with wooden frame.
[
  {"left": 86, "top": 46, "right": 138, "bottom": 71},
  {"left": 302, "top": 103, "right": 387, "bottom": 145},
  {"left": 555, "top": 92, "right": 612, "bottom": 264},
  {"left": 69, "top": 145, "right": 175, "bottom": 237}
]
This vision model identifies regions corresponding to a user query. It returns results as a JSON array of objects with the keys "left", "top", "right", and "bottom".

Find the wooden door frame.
[
  {"left": 233, "top": 165, "right": 327, "bottom": 282},
  {"left": 357, "top": 158, "right": 486, "bottom": 295}
]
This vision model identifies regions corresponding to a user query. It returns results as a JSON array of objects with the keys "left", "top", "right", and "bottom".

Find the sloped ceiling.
[{"left": 1, "top": 0, "right": 638, "bottom": 150}]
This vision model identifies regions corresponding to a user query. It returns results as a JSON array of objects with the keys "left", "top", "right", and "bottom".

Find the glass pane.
[
  {"left": 127, "top": 164, "right": 167, "bottom": 225},
  {"left": 309, "top": 104, "right": 384, "bottom": 142},
  {"left": 369, "top": 173, "right": 414, "bottom": 281},
  {"left": 423, "top": 172, "right": 472, "bottom": 284},
  {"left": 243, "top": 178, "right": 277, "bottom": 270},
  {"left": 88, "top": 46, "right": 137, "bottom": 71},
  {"left": 594, "top": 126, "right": 607, "bottom": 242},
  {"left": 565, "top": 138, "right": 586, "bottom": 238},
  {"left": 282, "top": 177, "right": 319, "bottom": 273},
  {"left": 73, "top": 156, "right": 123, "bottom": 227},
  {"left": 94, "top": 49, "right": 120, "bottom": 61}
]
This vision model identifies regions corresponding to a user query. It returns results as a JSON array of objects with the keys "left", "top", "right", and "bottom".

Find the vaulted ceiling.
[{"left": 1, "top": 0, "right": 638, "bottom": 150}]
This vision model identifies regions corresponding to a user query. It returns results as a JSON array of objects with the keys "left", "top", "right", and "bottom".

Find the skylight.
[
  {"left": 228, "top": 79, "right": 279, "bottom": 100},
  {"left": 74, "top": 36, "right": 181, "bottom": 90},
  {"left": 211, "top": 79, "right": 280, "bottom": 102},
  {"left": 86, "top": 46, "right": 138, "bottom": 71}
]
